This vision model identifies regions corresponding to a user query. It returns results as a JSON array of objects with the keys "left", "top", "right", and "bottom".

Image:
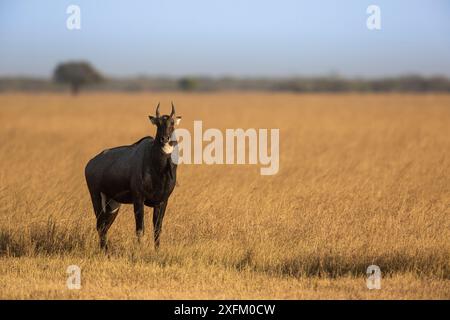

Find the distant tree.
[
  {"left": 178, "top": 77, "right": 198, "bottom": 91},
  {"left": 53, "top": 61, "right": 103, "bottom": 95}
]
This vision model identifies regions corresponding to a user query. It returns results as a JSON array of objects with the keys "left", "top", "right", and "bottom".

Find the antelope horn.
[
  {"left": 170, "top": 101, "right": 176, "bottom": 118},
  {"left": 155, "top": 102, "right": 160, "bottom": 118}
]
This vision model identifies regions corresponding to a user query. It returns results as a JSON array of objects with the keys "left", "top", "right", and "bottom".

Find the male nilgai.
[{"left": 85, "top": 103, "right": 181, "bottom": 249}]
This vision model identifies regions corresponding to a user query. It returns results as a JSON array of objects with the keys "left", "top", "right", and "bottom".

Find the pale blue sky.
[{"left": 1, "top": 0, "right": 449, "bottom": 77}]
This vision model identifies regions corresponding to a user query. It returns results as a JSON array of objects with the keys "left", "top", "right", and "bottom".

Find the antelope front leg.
[
  {"left": 133, "top": 200, "right": 145, "bottom": 242},
  {"left": 153, "top": 201, "right": 167, "bottom": 249}
]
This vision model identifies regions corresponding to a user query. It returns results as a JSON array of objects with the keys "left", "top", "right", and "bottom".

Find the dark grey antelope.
[{"left": 85, "top": 103, "right": 181, "bottom": 250}]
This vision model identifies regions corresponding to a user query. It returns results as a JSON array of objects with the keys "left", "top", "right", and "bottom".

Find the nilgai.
[{"left": 85, "top": 103, "right": 181, "bottom": 250}]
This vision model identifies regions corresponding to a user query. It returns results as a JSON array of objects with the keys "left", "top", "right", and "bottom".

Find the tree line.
[{"left": 1, "top": 61, "right": 450, "bottom": 93}]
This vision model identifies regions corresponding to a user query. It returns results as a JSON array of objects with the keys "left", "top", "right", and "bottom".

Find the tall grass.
[{"left": 0, "top": 93, "right": 449, "bottom": 298}]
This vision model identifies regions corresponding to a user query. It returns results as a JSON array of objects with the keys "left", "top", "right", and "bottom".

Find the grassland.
[{"left": 0, "top": 93, "right": 449, "bottom": 299}]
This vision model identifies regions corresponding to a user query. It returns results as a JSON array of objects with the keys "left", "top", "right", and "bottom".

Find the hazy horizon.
[{"left": 1, "top": 0, "right": 450, "bottom": 78}]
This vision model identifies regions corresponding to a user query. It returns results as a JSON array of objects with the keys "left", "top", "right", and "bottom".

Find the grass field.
[{"left": 0, "top": 93, "right": 449, "bottom": 299}]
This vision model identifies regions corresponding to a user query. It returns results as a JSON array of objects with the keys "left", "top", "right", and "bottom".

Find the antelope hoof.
[{"left": 136, "top": 230, "right": 144, "bottom": 242}]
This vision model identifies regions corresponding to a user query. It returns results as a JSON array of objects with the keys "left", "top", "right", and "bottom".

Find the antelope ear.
[
  {"left": 175, "top": 116, "right": 182, "bottom": 126},
  {"left": 148, "top": 116, "right": 158, "bottom": 125}
]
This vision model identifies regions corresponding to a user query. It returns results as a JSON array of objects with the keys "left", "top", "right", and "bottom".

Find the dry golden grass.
[{"left": 0, "top": 93, "right": 449, "bottom": 299}]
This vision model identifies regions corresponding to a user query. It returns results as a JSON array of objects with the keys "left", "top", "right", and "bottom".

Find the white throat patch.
[{"left": 162, "top": 143, "right": 174, "bottom": 154}]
